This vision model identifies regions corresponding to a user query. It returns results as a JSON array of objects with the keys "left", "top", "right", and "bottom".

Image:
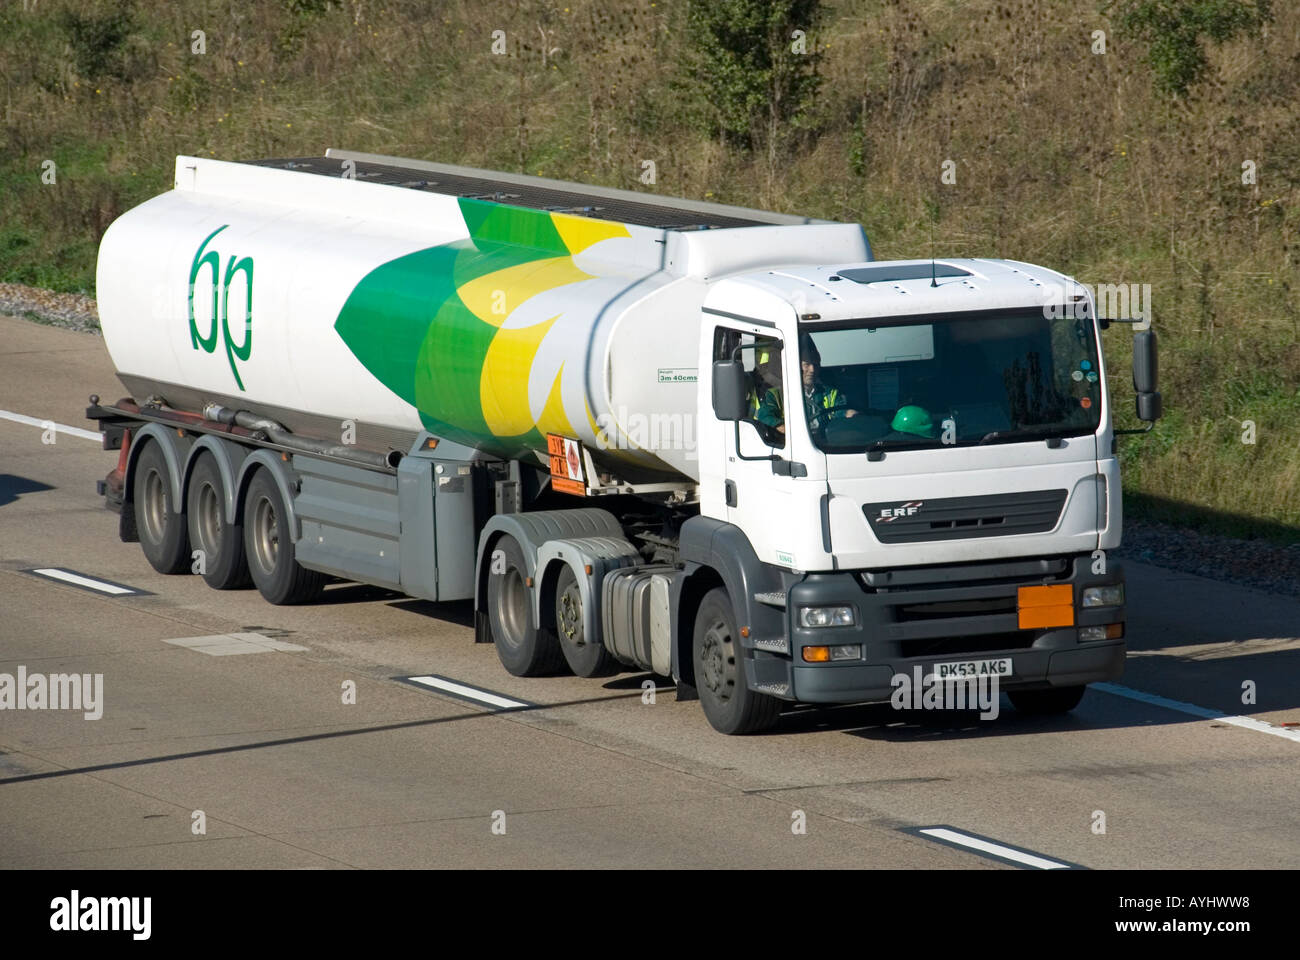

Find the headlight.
[
  {"left": 1081, "top": 585, "right": 1124, "bottom": 607},
  {"left": 799, "top": 605, "right": 856, "bottom": 628}
]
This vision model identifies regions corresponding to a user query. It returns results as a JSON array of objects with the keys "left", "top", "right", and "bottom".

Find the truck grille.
[
  {"left": 899, "top": 631, "right": 1036, "bottom": 658},
  {"left": 864, "top": 489, "right": 1068, "bottom": 544},
  {"left": 849, "top": 555, "right": 1078, "bottom": 660},
  {"left": 895, "top": 597, "right": 1018, "bottom": 621}
]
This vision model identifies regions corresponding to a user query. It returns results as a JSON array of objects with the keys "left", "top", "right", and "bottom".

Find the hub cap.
[
  {"left": 141, "top": 468, "right": 166, "bottom": 543},
  {"left": 700, "top": 617, "right": 734, "bottom": 701},
  {"left": 251, "top": 496, "right": 279, "bottom": 574},
  {"left": 557, "top": 582, "right": 583, "bottom": 646},
  {"left": 197, "top": 481, "right": 221, "bottom": 553},
  {"left": 498, "top": 568, "right": 528, "bottom": 650}
]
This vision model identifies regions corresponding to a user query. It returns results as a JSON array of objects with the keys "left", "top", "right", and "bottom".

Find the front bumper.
[
  {"left": 747, "top": 554, "right": 1126, "bottom": 703},
  {"left": 789, "top": 639, "right": 1124, "bottom": 703}
]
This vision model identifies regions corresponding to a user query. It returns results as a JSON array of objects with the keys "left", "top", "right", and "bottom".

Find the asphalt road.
[{"left": 2, "top": 315, "right": 1297, "bottom": 870}]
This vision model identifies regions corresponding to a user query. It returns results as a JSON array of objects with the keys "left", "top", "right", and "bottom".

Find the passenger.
[{"left": 746, "top": 344, "right": 782, "bottom": 419}]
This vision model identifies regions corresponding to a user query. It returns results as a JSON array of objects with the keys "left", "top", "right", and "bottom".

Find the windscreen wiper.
[{"left": 979, "top": 425, "right": 1085, "bottom": 445}]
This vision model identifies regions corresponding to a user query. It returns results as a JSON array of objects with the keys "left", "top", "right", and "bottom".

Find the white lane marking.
[
  {"left": 30, "top": 567, "right": 134, "bottom": 595},
  {"left": 163, "top": 633, "right": 309, "bottom": 656},
  {"left": 0, "top": 409, "right": 103, "bottom": 442},
  {"left": 405, "top": 675, "right": 529, "bottom": 710},
  {"left": 1094, "top": 682, "right": 1300, "bottom": 744},
  {"left": 918, "top": 827, "right": 1074, "bottom": 870}
]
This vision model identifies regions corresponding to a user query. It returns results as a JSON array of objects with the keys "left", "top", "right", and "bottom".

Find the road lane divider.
[
  {"left": 1095, "top": 682, "right": 1300, "bottom": 744},
  {"left": 0, "top": 409, "right": 103, "bottom": 442},
  {"left": 906, "top": 826, "right": 1082, "bottom": 870},
  {"left": 24, "top": 567, "right": 145, "bottom": 596},
  {"left": 399, "top": 675, "right": 533, "bottom": 711}
]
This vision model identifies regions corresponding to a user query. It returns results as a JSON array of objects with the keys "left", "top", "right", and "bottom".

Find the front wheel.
[
  {"left": 1008, "top": 685, "right": 1086, "bottom": 715},
  {"left": 692, "top": 587, "right": 781, "bottom": 735}
]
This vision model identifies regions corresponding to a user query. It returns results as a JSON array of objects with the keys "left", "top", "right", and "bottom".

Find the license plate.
[{"left": 930, "top": 657, "right": 1013, "bottom": 681}]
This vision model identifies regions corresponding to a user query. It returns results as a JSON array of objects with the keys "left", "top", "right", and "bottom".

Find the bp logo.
[{"left": 188, "top": 225, "right": 253, "bottom": 390}]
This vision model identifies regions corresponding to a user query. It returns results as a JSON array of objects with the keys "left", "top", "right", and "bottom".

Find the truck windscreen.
[{"left": 798, "top": 307, "right": 1102, "bottom": 453}]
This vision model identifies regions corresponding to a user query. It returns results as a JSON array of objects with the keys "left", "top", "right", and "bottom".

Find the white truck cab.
[{"left": 684, "top": 257, "right": 1154, "bottom": 731}]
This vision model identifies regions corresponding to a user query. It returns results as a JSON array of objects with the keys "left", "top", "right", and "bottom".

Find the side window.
[
  {"left": 712, "top": 327, "right": 784, "bottom": 445},
  {"left": 713, "top": 326, "right": 741, "bottom": 363}
]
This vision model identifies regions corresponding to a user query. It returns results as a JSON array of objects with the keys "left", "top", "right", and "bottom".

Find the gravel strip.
[
  {"left": 1115, "top": 519, "right": 1300, "bottom": 600},
  {"left": 0, "top": 282, "right": 100, "bottom": 334}
]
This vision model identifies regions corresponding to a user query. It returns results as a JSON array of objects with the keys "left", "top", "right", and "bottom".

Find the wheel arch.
[
  {"left": 473, "top": 508, "right": 625, "bottom": 623},
  {"left": 674, "top": 516, "right": 793, "bottom": 685},
  {"left": 234, "top": 450, "right": 301, "bottom": 541},
  {"left": 182, "top": 435, "right": 251, "bottom": 525},
  {"left": 123, "top": 423, "right": 191, "bottom": 512},
  {"left": 532, "top": 537, "right": 639, "bottom": 649},
  {"left": 671, "top": 565, "right": 725, "bottom": 690}
]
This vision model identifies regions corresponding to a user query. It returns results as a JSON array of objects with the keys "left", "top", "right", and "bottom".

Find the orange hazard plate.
[{"left": 1017, "top": 584, "right": 1074, "bottom": 629}]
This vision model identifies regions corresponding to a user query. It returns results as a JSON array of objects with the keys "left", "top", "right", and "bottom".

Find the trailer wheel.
[
  {"left": 693, "top": 587, "right": 781, "bottom": 735},
  {"left": 487, "top": 536, "right": 564, "bottom": 676},
  {"left": 554, "top": 563, "right": 617, "bottom": 678},
  {"left": 186, "top": 453, "right": 251, "bottom": 590},
  {"left": 242, "top": 468, "right": 325, "bottom": 605},
  {"left": 1008, "top": 685, "right": 1086, "bottom": 715},
  {"left": 133, "top": 439, "right": 191, "bottom": 574}
]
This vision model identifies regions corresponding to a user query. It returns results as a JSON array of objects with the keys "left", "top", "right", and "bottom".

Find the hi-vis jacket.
[{"left": 754, "top": 382, "right": 847, "bottom": 431}]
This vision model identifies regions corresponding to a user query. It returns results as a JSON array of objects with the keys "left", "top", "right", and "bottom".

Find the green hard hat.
[{"left": 891, "top": 405, "right": 936, "bottom": 438}]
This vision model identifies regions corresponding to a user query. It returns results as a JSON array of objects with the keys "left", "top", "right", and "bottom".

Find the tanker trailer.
[{"left": 88, "top": 150, "right": 1158, "bottom": 734}]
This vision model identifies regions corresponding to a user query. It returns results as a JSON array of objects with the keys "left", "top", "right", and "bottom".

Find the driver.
[{"left": 756, "top": 334, "right": 857, "bottom": 435}]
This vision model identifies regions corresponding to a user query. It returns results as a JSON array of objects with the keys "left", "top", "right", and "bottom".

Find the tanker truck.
[{"left": 86, "top": 149, "right": 1160, "bottom": 734}]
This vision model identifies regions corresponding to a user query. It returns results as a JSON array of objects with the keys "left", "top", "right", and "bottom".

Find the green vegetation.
[
  {"left": 681, "top": 0, "right": 824, "bottom": 149},
  {"left": 1109, "top": 0, "right": 1274, "bottom": 96},
  {"left": 0, "top": 0, "right": 1296, "bottom": 536}
]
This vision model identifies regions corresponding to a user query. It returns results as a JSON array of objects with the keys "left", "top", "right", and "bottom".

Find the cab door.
[{"left": 712, "top": 325, "right": 800, "bottom": 566}]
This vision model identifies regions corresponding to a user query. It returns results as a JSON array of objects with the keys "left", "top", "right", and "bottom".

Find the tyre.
[
  {"left": 487, "top": 536, "right": 565, "bottom": 676},
  {"left": 133, "top": 439, "right": 191, "bottom": 574},
  {"left": 692, "top": 587, "right": 781, "bottom": 735},
  {"left": 554, "top": 563, "right": 617, "bottom": 678},
  {"left": 1008, "top": 685, "right": 1086, "bottom": 715},
  {"left": 186, "top": 452, "right": 251, "bottom": 590},
  {"left": 241, "top": 468, "right": 325, "bottom": 605}
]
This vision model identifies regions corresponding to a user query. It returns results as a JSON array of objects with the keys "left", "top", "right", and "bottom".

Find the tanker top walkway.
[{"left": 245, "top": 155, "right": 793, "bottom": 232}]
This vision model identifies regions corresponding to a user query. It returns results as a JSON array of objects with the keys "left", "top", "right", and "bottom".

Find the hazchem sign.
[{"left": 546, "top": 433, "right": 586, "bottom": 496}]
